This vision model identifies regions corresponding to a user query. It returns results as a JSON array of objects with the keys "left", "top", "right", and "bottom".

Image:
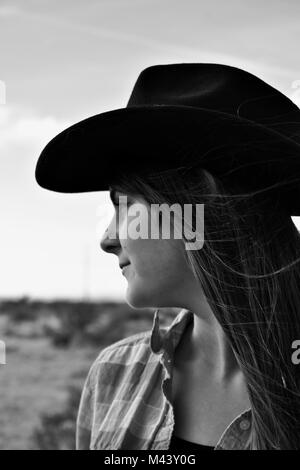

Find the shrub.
[{"left": 31, "top": 385, "right": 81, "bottom": 450}]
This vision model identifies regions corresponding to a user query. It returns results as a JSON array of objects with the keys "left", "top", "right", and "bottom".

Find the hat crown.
[
  {"left": 127, "top": 63, "right": 300, "bottom": 143},
  {"left": 35, "top": 62, "right": 300, "bottom": 215}
]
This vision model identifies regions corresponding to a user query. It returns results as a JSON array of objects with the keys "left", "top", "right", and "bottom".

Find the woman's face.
[{"left": 100, "top": 188, "right": 197, "bottom": 309}]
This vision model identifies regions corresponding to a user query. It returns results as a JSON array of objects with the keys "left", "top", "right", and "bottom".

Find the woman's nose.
[{"left": 100, "top": 225, "right": 120, "bottom": 254}]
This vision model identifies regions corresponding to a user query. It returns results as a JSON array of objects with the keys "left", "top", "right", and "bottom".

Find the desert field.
[{"left": 0, "top": 335, "right": 97, "bottom": 449}]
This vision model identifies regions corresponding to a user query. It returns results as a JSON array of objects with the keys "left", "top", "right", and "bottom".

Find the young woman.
[{"left": 36, "top": 63, "right": 300, "bottom": 450}]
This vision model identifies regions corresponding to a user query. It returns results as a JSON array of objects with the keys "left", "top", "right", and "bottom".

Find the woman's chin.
[
  {"left": 125, "top": 288, "right": 155, "bottom": 309},
  {"left": 125, "top": 294, "right": 149, "bottom": 309}
]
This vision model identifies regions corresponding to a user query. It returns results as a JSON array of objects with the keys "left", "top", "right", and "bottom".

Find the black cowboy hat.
[{"left": 35, "top": 63, "right": 300, "bottom": 215}]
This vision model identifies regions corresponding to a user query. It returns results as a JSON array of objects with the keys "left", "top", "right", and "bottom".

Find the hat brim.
[{"left": 35, "top": 105, "right": 300, "bottom": 212}]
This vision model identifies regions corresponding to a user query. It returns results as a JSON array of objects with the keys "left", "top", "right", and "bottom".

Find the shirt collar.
[{"left": 150, "top": 308, "right": 194, "bottom": 356}]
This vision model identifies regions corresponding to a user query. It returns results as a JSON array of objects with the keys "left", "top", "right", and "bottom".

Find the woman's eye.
[{"left": 113, "top": 199, "right": 133, "bottom": 209}]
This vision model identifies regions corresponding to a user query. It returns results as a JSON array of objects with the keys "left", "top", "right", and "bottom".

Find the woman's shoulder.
[
  {"left": 96, "top": 329, "right": 153, "bottom": 359},
  {"left": 87, "top": 330, "right": 155, "bottom": 380},
  {"left": 98, "top": 329, "right": 153, "bottom": 354}
]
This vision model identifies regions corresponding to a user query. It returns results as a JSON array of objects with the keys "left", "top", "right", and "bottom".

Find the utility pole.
[{"left": 82, "top": 242, "right": 91, "bottom": 301}]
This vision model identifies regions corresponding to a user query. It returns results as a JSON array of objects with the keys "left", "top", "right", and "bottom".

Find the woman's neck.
[{"left": 180, "top": 296, "right": 244, "bottom": 381}]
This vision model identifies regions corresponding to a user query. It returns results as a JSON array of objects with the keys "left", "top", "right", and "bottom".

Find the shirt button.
[{"left": 240, "top": 419, "right": 250, "bottom": 431}]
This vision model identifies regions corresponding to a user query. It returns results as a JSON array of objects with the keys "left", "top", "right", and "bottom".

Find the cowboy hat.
[{"left": 35, "top": 63, "right": 300, "bottom": 215}]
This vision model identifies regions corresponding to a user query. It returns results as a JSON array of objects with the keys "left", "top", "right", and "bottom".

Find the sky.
[{"left": 1, "top": 0, "right": 300, "bottom": 300}]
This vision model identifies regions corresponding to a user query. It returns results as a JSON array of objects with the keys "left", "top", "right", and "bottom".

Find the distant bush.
[
  {"left": 31, "top": 385, "right": 81, "bottom": 450},
  {"left": 0, "top": 297, "right": 178, "bottom": 348},
  {"left": 45, "top": 302, "right": 100, "bottom": 347},
  {"left": 44, "top": 303, "right": 156, "bottom": 348},
  {"left": 0, "top": 297, "right": 36, "bottom": 322}
]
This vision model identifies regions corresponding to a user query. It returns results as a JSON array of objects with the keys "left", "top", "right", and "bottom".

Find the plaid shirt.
[{"left": 76, "top": 308, "right": 252, "bottom": 450}]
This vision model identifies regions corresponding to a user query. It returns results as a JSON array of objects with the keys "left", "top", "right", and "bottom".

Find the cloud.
[
  {"left": 0, "top": 105, "right": 69, "bottom": 151},
  {"left": 0, "top": 105, "right": 70, "bottom": 191},
  {"left": 0, "top": 4, "right": 20, "bottom": 17}
]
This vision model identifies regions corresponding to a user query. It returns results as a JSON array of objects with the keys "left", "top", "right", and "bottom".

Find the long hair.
[{"left": 111, "top": 160, "right": 300, "bottom": 449}]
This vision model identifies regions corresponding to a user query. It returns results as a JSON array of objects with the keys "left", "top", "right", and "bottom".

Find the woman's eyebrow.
[{"left": 109, "top": 188, "right": 136, "bottom": 204}]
